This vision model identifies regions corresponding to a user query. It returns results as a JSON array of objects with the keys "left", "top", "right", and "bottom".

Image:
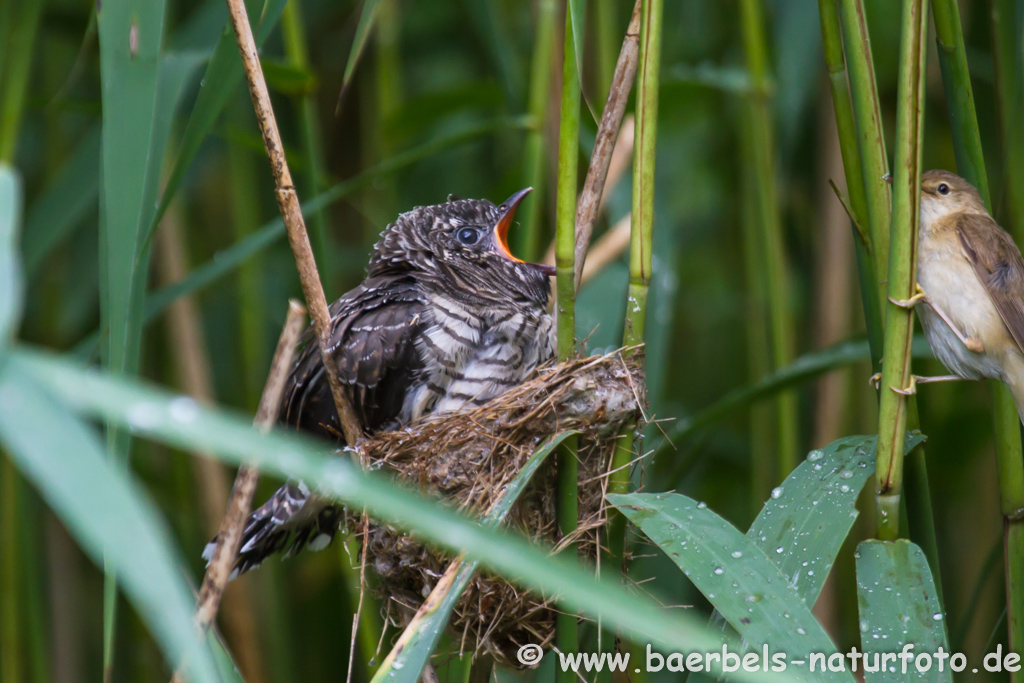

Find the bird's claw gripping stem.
[
  {"left": 891, "top": 283, "right": 985, "bottom": 353},
  {"left": 889, "top": 283, "right": 927, "bottom": 309}
]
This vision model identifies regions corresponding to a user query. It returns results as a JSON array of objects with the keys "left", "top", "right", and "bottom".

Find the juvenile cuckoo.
[{"left": 205, "top": 189, "right": 556, "bottom": 575}]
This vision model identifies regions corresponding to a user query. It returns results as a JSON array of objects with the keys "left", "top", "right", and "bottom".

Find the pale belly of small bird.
[
  {"left": 918, "top": 246, "right": 1005, "bottom": 381},
  {"left": 403, "top": 295, "right": 554, "bottom": 422}
]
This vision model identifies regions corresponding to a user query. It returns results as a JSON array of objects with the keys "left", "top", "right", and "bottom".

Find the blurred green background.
[{"left": 1, "top": 0, "right": 1017, "bottom": 681}]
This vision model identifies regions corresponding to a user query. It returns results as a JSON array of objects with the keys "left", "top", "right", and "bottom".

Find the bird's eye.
[
  {"left": 937, "top": 183, "right": 950, "bottom": 196},
  {"left": 456, "top": 227, "right": 480, "bottom": 245}
]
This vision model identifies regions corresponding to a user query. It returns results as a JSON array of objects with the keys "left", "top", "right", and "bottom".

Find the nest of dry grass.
[{"left": 350, "top": 349, "right": 644, "bottom": 664}]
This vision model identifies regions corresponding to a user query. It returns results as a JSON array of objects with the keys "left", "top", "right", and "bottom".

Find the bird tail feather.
[{"left": 202, "top": 481, "right": 343, "bottom": 579}]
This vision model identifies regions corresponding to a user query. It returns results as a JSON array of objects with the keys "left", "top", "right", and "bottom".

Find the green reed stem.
[
  {"left": 839, "top": 0, "right": 892, "bottom": 305},
  {"left": 0, "top": 0, "right": 43, "bottom": 163},
  {"left": 991, "top": 0, "right": 1024, "bottom": 236},
  {"left": 555, "top": 5, "right": 582, "bottom": 676},
  {"left": 0, "top": 459, "right": 21, "bottom": 683},
  {"left": 738, "top": 112, "right": 775, "bottom": 511},
  {"left": 607, "top": 0, "right": 663, "bottom": 568},
  {"left": 282, "top": 0, "right": 334, "bottom": 292},
  {"left": 740, "top": 0, "right": 798, "bottom": 476},
  {"left": 934, "top": 0, "right": 1021, "bottom": 650},
  {"left": 596, "top": 0, "right": 619, "bottom": 106},
  {"left": 874, "top": 0, "right": 928, "bottom": 541},
  {"left": 516, "top": 0, "right": 557, "bottom": 262},
  {"left": 817, "top": 0, "right": 883, "bottom": 369}
]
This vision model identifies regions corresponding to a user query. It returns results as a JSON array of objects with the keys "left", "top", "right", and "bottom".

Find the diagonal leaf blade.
[
  {"left": 0, "top": 366, "right": 219, "bottom": 683},
  {"left": 748, "top": 433, "right": 926, "bottom": 606},
  {"left": 12, "top": 346, "right": 794, "bottom": 683},
  {"left": 609, "top": 491, "right": 851, "bottom": 682},
  {"left": 0, "top": 165, "right": 22, "bottom": 352}
]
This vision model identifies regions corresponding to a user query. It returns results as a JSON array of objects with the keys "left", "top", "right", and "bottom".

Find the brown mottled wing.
[
  {"left": 279, "top": 276, "right": 425, "bottom": 441},
  {"left": 956, "top": 213, "right": 1024, "bottom": 353}
]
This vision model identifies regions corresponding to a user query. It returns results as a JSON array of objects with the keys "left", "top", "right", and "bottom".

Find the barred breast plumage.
[{"left": 206, "top": 189, "right": 556, "bottom": 576}]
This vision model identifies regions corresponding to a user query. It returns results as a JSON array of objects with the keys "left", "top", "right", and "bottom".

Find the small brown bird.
[
  {"left": 890, "top": 169, "right": 1024, "bottom": 422},
  {"left": 206, "top": 189, "right": 557, "bottom": 576}
]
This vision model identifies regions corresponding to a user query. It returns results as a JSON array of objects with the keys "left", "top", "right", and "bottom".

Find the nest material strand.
[{"left": 351, "top": 350, "right": 644, "bottom": 663}]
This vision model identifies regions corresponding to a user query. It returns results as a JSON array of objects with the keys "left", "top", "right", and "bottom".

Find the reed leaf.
[{"left": 12, "top": 346, "right": 792, "bottom": 683}]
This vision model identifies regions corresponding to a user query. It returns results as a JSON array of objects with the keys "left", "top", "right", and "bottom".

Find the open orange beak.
[{"left": 493, "top": 188, "right": 556, "bottom": 276}]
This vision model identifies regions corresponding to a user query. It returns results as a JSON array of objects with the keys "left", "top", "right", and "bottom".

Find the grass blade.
[
  {"left": 371, "top": 432, "right": 575, "bottom": 683},
  {"left": 13, "top": 346, "right": 793, "bottom": 683},
  {"left": 609, "top": 492, "right": 851, "bottom": 682},
  {"left": 337, "top": 0, "right": 382, "bottom": 110},
  {"left": 740, "top": 0, "right": 798, "bottom": 476},
  {"left": 147, "top": 0, "right": 288, "bottom": 248},
  {"left": 855, "top": 540, "right": 950, "bottom": 682},
  {"left": 0, "top": 0, "right": 44, "bottom": 162},
  {"left": 0, "top": 367, "right": 219, "bottom": 683},
  {"left": 0, "top": 166, "right": 21, "bottom": 349},
  {"left": 21, "top": 126, "right": 101, "bottom": 276}
]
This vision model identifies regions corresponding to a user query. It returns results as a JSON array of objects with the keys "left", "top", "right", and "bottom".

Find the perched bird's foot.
[
  {"left": 964, "top": 337, "right": 985, "bottom": 353},
  {"left": 889, "top": 283, "right": 927, "bottom": 309},
  {"left": 891, "top": 376, "right": 918, "bottom": 396},
  {"left": 869, "top": 372, "right": 882, "bottom": 390},
  {"left": 890, "top": 374, "right": 964, "bottom": 396}
]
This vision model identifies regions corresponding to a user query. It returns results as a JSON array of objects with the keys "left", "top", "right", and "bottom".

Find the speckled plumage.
[{"left": 207, "top": 191, "right": 555, "bottom": 576}]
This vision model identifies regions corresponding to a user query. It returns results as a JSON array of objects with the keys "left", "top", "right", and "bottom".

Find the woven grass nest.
[{"left": 351, "top": 349, "right": 645, "bottom": 664}]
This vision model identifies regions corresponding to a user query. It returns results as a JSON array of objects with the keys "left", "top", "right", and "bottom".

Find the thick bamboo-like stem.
[
  {"left": 224, "top": 0, "right": 362, "bottom": 448},
  {"left": 0, "top": 0, "right": 43, "bottom": 163},
  {"left": 170, "top": 301, "right": 306, "bottom": 683},
  {"left": 282, "top": 0, "right": 333, "bottom": 293},
  {"left": 991, "top": 0, "right": 1024, "bottom": 236},
  {"left": 874, "top": 0, "right": 928, "bottom": 541},
  {"left": 607, "top": 0, "right": 663, "bottom": 566},
  {"left": 740, "top": 0, "right": 799, "bottom": 475},
  {"left": 933, "top": 0, "right": 1018, "bottom": 635},
  {"left": 817, "top": 0, "right": 883, "bottom": 368},
  {"left": 574, "top": 0, "right": 641, "bottom": 290},
  {"left": 985, "top": 0, "right": 1024, "bottom": 666},
  {"left": 515, "top": 0, "right": 557, "bottom": 262},
  {"left": 839, "top": 0, "right": 892, "bottom": 305},
  {"left": 554, "top": 6, "right": 582, "bottom": 679}
]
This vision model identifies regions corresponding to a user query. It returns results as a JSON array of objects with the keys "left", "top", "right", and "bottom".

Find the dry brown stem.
[
  {"left": 224, "top": 0, "right": 362, "bottom": 447},
  {"left": 171, "top": 301, "right": 307, "bottom": 683},
  {"left": 574, "top": 0, "right": 642, "bottom": 289}
]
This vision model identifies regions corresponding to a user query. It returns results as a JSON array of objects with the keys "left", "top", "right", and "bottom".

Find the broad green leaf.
[
  {"left": 0, "top": 366, "right": 218, "bottom": 683},
  {"left": 687, "top": 434, "right": 926, "bottom": 683},
  {"left": 13, "top": 347, "right": 790, "bottom": 683},
  {"left": 748, "top": 433, "right": 926, "bottom": 606},
  {"left": 338, "top": 0, "right": 383, "bottom": 105},
  {"left": 21, "top": 125, "right": 101, "bottom": 275},
  {"left": 146, "top": 0, "right": 288, "bottom": 249},
  {"left": 856, "top": 540, "right": 951, "bottom": 683},
  {"left": 372, "top": 432, "right": 576, "bottom": 683},
  {"left": 0, "top": 166, "right": 21, "bottom": 352},
  {"left": 609, "top": 492, "right": 849, "bottom": 683}
]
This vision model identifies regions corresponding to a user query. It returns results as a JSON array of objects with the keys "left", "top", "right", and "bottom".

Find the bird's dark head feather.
[{"left": 367, "top": 190, "right": 553, "bottom": 306}]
